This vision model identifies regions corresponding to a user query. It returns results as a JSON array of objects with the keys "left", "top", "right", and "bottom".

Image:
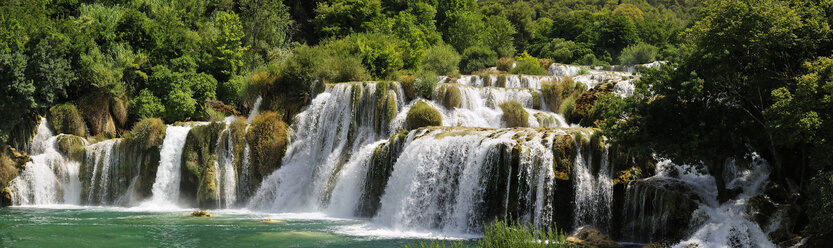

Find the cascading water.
[
  {"left": 213, "top": 127, "right": 237, "bottom": 208},
  {"left": 9, "top": 118, "right": 83, "bottom": 205},
  {"left": 248, "top": 96, "right": 263, "bottom": 122},
  {"left": 248, "top": 83, "right": 404, "bottom": 211},
  {"left": 143, "top": 126, "right": 192, "bottom": 207},
  {"left": 572, "top": 136, "right": 613, "bottom": 232},
  {"left": 82, "top": 139, "right": 123, "bottom": 205}
]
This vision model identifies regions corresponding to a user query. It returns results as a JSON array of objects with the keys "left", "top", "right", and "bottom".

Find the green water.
[{"left": 0, "top": 207, "right": 463, "bottom": 247}]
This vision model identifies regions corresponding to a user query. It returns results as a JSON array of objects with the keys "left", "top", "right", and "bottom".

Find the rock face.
[
  {"left": 567, "top": 226, "right": 621, "bottom": 248},
  {"left": 620, "top": 177, "right": 701, "bottom": 243}
]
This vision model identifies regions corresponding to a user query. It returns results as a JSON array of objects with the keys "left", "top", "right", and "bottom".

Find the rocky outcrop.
[
  {"left": 48, "top": 103, "right": 87, "bottom": 137},
  {"left": 567, "top": 226, "right": 621, "bottom": 248},
  {"left": 620, "top": 177, "right": 701, "bottom": 243},
  {"left": 180, "top": 122, "right": 225, "bottom": 208}
]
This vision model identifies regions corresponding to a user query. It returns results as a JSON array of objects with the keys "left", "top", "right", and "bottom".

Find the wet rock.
[
  {"left": 190, "top": 210, "right": 212, "bottom": 217},
  {"left": 745, "top": 194, "right": 777, "bottom": 228},
  {"left": 621, "top": 178, "right": 701, "bottom": 243},
  {"left": 567, "top": 226, "right": 621, "bottom": 248}
]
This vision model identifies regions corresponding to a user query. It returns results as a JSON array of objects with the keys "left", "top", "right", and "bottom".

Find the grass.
[{"left": 403, "top": 219, "right": 573, "bottom": 248}]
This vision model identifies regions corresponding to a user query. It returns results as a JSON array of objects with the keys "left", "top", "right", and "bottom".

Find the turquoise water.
[{"left": 0, "top": 207, "right": 471, "bottom": 247}]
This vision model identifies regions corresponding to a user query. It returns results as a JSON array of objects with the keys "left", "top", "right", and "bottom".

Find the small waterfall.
[
  {"left": 673, "top": 155, "right": 776, "bottom": 248},
  {"left": 326, "top": 140, "right": 386, "bottom": 217},
  {"left": 372, "top": 128, "right": 561, "bottom": 234},
  {"left": 444, "top": 75, "right": 556, "bottom": 89},
  {"left": 572, "top": 135, "right": 613, "bottom": 232},
  {"left": 144, "top": 126, "right": 192, "bottom": 207},
  {"left": 248, "top": 96, "right": 263, "bottom": 122},
  {"left": 238, "top": 126, "right": 252, "bottom": 202},
  {"left": 82, "top": 139, "right": 123, "bottom": 205},
  {"left": 9, "top": 118, "right": 83, "bottom": 205},
  {"left": 213, "top": 127, "right": 237, "bottom": 208},
  {"left": 248, "top": 83, "right": 404, "bottom": 211}
]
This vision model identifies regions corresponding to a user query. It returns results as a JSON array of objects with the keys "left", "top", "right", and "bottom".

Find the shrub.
[
  {"left": 496, "top": 57, "right": 514, "bottom": 71},
  {"left": 48, "top": 103, "right": 86, "bottom": 136},
  {"left": 398, "top": 75, "right": 417, "bottom": 100},
  {"left": 619, "top": 43, "right": 658, "bottom": 65},
  {"left": 415, "top": 70, "right": 438, "bottom": 99},
  {"left": 406, "top": 101, "right": 442, "bottom": 129},
  {"left": 188, "top": 72, "right": 218, "bottom": 109},
  {"left": 220, "top": 75, "right": 245, "bottom": 107},
  {"left": 164, "top": 90, "right": 196, "bottom": 122},
  {"left": 500, "top": 101, "right": 529, "bottom": 127},
  {"left": 510, "top": 52, "right": 547, "bottom": 75},
  {"left": 541, "top": 77, "right": 583, "bottom": 111},
  {"left": 404, "top": 218, "right": 570, "bottom": 248},
  {"left": 109, "top": 97, "right": 128, "bottom": 127},
  {"left": 125, "top": 118, "right": 166, "bottom": 150},
  {"left": 441, "top": 85, "right": 462, "bottom": 109},
  {"left": 460, "top": 46, "right": 498, "bottom": 74},
  {"left": 246, "top": 111, "right": 288, "bottom": 180},
  {"left": 130, "top": 89, "right": 165, "bottom": 120},
  {"left": 422, "top": 43, "right": 461, "bottom": 75},
  {"left": 327, "top": 54, "right": 371, "bottom": 83}
]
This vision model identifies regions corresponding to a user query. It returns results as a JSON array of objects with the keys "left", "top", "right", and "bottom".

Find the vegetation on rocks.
[
  {"left": 499, "top": 101, "right": 529, "bottom": 128},
  {"left": 439, "top": 85, "right": 463, "bottom": 109},
  {"left": 181, "top": 122, "right": 226, "bottom": 208},
  {"left": 48, "top": 103, "right": 86, "bottom": 137},
  {"left": 406, "top": 101, "right": 442, "bottom": 130},
  {"left": 246, "top": 112, "right": 288, "bottom": 187}
]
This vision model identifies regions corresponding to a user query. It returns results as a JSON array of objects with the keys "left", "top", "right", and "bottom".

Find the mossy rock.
[
  {"left": 373, "top": 82, "right": 399, "bottom": 128},
  {"left": 56, "top": 135, "right": 86, "bottom": 160},
  {"left": 1, "top": 147, "right": 23, "bottom": 206},
  {"left": 125, "top": 118, "right": 166, "bottom": 150},
  {"left": 531, "top": 91, "right": 541, "bottom": 109},
  {"left": 398, "top": 75, "right": 417, "bottom": 101},
  {"left": 569, "top": 82, "right": 615, "bottom": 126},
  {"left": 78, "top": 92, "right": 117, "bottom": 137},
  {"left": 180, "top": 122, "right": 226, "bottom": 206},
  {"left": 499, "top": 101, "right": 529, "bottom": 128},
  {"left": 441, "top": 85, "right": 462, "bottom": 109},
  {"left": 197, "top": 164, "right": 219, "bottom": 208},
  {"left": 190, "top": 210, "right": 213, "bottom": 217},
  {"left": 406, "top": 101, "right": 442, "bottom": 130},
  {"left": 552, "top": 134, "right": 575, "bottom": 180},
  {"left": 110, "top": 97, "right": 128, "bottom": 128},
  {"left": 246, "top": 112, "right": 289, "bottom": 185},
  {"left": 48, "top": 103, "right": 87, "bottom": 137}
]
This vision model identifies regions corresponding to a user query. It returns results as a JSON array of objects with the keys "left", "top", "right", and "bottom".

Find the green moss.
[
  {"left": 48, "top": 103, "right": 87, "bottom": 137},
  {"left": 398, "top": 75, "right": 416, "bottom": 101},
  {"left": 125, "top": 118, "right": 166, "bottom": 150},
  {"left": 246, "top": 112, "right": 289, "bottom": 185},
  {"left": 569, "top": 82, "right": 615, "bottom": 126},
  {"left": 197, "top": 164, "right": 219, "bottom": 208},
  {"left": 406, "top": 101, "right": 442, "bottom": 130},
  {"left": 56, "top": 135, "right": 86, "bottom": 160},
  {"left": 385, "top": 91, "right": 398, "bottom": 124},
  {"left": 110, "top": 97, "right": 128, "bottom": 128},
  {"left": 499, "top": 101, "right": 529, "bottom": 128},
  {"left": 552, "top": 134, "right": 575, "bottom": 180},
  {"left": 79, "top": 92, "right": 118, "bottom": 137},
  {"left": 559, "top": 95, "right": 577, "bottom": 117},
  {"left": 497, "top": 74, "right": 507, "bottom": 88},
  {"left": 180, "top": 122, "right": 225, "bottom": 205},
  {"left": 441, "top": 85, "right": 462, "bottom": 109},
  {"left": 531, "top": 91, "right": 541, "bottom": 109},
  {"left": 373, "top": 82, "right": 398, "bottom": 127}
]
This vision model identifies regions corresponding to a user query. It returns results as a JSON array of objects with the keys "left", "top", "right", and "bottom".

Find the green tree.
[
  {"left": 130, "top": 89, "right": 165, "bottom": 119},
  {"left": 618, "top": 43, "right": 658, "bottom": 65},
  {"left": 239, "top": 0, "right": 292, "bottom": 68},
  {"left": 314, "top": 0, "right": 382, "bottom": 39},
  {"left": 0, "top": 52, "right": 36, "bottom": 142},
  {"left": 421, "top": 43, "right": 461, "bottom": 75},
  {"left": 460, "top": 46, "right": 497, "bottom": 74},
  {"left": 164, "top": 89, "right": 196, "bottom": 122},
  {"left": 209, "top": 11, "right": 248, "bottom": 82},
  {"left": 510, "top": 52, "right": 546, "bottom": 75},
  {"left": 483, "top": 15, "right": 516, "bottom": 58}
]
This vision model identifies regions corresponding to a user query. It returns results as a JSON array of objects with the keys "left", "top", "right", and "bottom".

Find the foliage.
[
  {"left": 404, "top": 218, "right": 570, "bottom": 248},
  {"left": 510, "top": 52, "right": 547, "bottom": 75},
  {"left": 0, "top": 52, "right": 35, "bottom": 143},
  {"left": 245, "top": 111, "right": 288, "bottom": 180},
  {"left": 618, "top": 43, "right": 658, "bottom": 65},
  {"left": 48, "top": 103, "right": 86, "bottom": 136},
  {"left": 314, "top": 0, "right": 382, "bottom": 39},
  {"left": 164, "top": 90, "right": 196, "bottom": 123},
  {"left": 460, "top": 46, "right": 498, "bottom": 74},
  {"left": 125, "top": 118, "right": 166, "bottom": 150},
  {"left": 499, "top": 101, "right": 529, "bottom": 127},
  {"left": 496, "top": 57, "right": 514, "bottom": 72},
  {"left": 406, "top": 101, "right": 442, "bottom": 129},
  {"left": 415, "top": 70, "right": 439, "bottom": 99},
  {"left": 130, "top": 89, "right": 165, "bottom": 120},
  {"left": 422, "top": 43, "right": 461, "bottom": 76}
]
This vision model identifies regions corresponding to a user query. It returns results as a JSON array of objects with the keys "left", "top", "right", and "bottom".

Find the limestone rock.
[{"left": 567, "top": 226, "right": 621, "bottom": 248}]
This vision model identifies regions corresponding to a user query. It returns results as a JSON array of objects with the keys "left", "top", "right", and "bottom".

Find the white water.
[
  {"left": 143, "top": 126, "right": 192, "bottom": 208},
  {"left": 326, "top": 140, "right": 386, "bottom": 218},
  {"left": 9, "top": 119, "right": 83, "bottom": 205},
  {"left": 83, "top": 139, "right": 121, "bottom": 205},
  {"left": 214, "top": 127, "right": 237, "bottom": 208},
  {"left": 248, "top": 83, "right": 403, "bottom": 211},
  {"left": 572, "top": 137, "right": 613, "bottom": 231},
  {"left": 248, "top": 96, "right": 263, "bottom": 122},
  {"left": 673, "top": 155, "right": 776, "bottom": 248}
]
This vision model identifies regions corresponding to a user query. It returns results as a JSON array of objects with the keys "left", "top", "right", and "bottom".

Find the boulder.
[
  {"left": 567, "top": 226, "right": 621, "bottom": 248},
  {"left": 621, "top": 177, "right": 701, "bottom": 243},
  {"left": 406, "top": 101, "right": 442, "bottom": 130},
  {"left": 190, "top": 210, "right": 212, "bottom": 217}
]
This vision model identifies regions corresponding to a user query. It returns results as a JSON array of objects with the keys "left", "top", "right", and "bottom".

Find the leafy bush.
[
  {"left": 440, "top": 85, "right": 462, "bottom": 109},
  {"left": 415, "top": 70, "right": 438, "bottom": 99},
  {"left": 130, "top": 89, "right": 165, "bottom": 119},
  {"left": 422, "top": 43, "right": 461, "bottom": 75},
  {"left": 48, "top": 103, "right": 86, "bottom": 136},
  {"left": 619, "top": 43, "right": 658, "bottom": 65},
  {"left": 246, "top": 111, "right": 288, "bottom": 180},
  {"left": 164, "top": 90, "right": 196, "bottom": 122},
  {"left": 500, "top": 101, "right": 529, "bottom": 127},
  {"left": 406, "top": 101, "right": 442, "bottom": 129},
  {"left": 496, "top": 57, "right": 514, "bottom": 71},
  {"left": 460, "top": 46, "right": 498, "bottom": 74},
  {"left": 125, "top": 118, "right": 166, "bottom": 150},
  {"left": 510, "top": 52, "right": 547, "bottom": 75}
]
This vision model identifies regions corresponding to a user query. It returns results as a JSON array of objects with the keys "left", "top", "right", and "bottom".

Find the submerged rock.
[
  {"left": 567, "top": 226, "right": 621, "bottom": 248},
  {"left": 190, "top": 210, "right": 212, "bottom": 217}
]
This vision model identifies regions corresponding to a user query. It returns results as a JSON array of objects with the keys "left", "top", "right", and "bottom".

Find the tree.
[
  {"left": 442, "top": 11, "right": 485, "bottom": 52},
  {"left": 421, "top": 43, "right": 461, "bottom": 75},
  {"left": 0, "top": 52, "right": 35, "bottom": 142},
  {"left": 239, "top": 0, "right": 293, "bottom": 68},
  {"left": 509, "top": 52, "right": 546, "bottom": 75},
  {"left": 209, "top": 11, "right": 248, "bottom": 82},
  {"left": 483, "top": 15, "right": 516, "bottom": 58},
  {"left": 618, "top": 43, "right": 658, "bottom": 65},
  {"left": 460, "top": 46, "right": 497, "bottom": 74},
  {"left": 506, "top": 1, "right": 534, "bottom": 55},
  {"left": 130, "top": 89, "right": 165, "bottom": 119},
  {"left": 314, "top": 0, "right": 382, "bottom": 39}
]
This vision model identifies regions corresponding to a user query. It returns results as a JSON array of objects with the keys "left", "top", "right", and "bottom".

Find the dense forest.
[{"left": 1, "top": 0, "right": 832, "bottom": 245}]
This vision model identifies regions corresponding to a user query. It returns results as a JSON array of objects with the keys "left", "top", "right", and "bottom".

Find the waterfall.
[
  {"left": 572, "top": 136, "right": 613, "bottom": 232},
  {"left": 213, "top": 127, "right": 237, "bottom": 208},
  {"left": 144, "top": 126, "right": 192, "bottom": 207},
  {"left": 82, "top": 139, "right": 123, "bottom": 205},
  {"left": 326, "top": 140, "right": 386, "bottom": 218},
  {"left": 238, "top": 126, "right": 252, "bottom": 202},
  {"left": 372, "top": 128, "right": 562, "bottom": 234},
  {"left": 248, "top": 96, "right": 263, "bottom": 122},
  {"left": 248, "top": 83, "right": 404, "bottom": 212},
  {"left": 9, "top": 118, "right": 83, "bottom": 205}
]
